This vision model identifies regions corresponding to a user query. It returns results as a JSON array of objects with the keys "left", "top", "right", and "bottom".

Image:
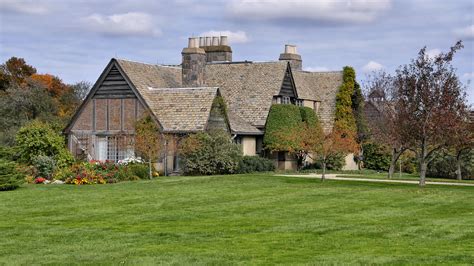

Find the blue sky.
[{"left": 1, "top": 0, "right": 473, "bottom": 103}]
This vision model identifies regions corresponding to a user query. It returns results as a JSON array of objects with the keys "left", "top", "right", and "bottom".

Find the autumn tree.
[
  {"left": 394, "top": 41, "right": 468, "bottom": 186},
  {"left": 0, "top": 57, "right": 36, "bottom": 90},
  {"left": 448, "top": 112, "right": 473, "bottom": 180},
  {"left": 363, "top": 71, "right": 407, "bottom": 179},
  {"left": 312, "top": 129, "right": 359, "bottom": 181},
  {"left": 134, "top": 115, "right": 163, "bottom": 179}
]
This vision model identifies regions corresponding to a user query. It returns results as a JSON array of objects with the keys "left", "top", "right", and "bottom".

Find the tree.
[
  {"left": 312, "top": 128, "right": 359, "bottom": 181},
  {"left": 394, "top": 41, "right": 468, "bottom": 186},
  {"left": 70, "top": 81, "right": 92, "bottom": 100},
  {"left": 448, "top": 112, "right": 473, "bottom": 180},
  {"left": 0, "top": 160, "right": 25, "bottom": 191},
  {"left": 351, "top": 80, "right": 369, "bottom": 169},
  {"left": 134, "top": 115, "right": 162, "bottom": 179},
  {"left": 0, "top": 57, "right": 36, "bottom": 90},
  {"left": 363, "top": 71, "right": 407, "bottom": 179},
  {"left": 0, "top": 82, "right": 58, "bottom": 145}
]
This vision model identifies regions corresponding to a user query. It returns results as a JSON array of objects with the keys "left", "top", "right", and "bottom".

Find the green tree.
[
  {"left": 0, "top": 160, "right": 25, "bottom": 191},
  {"left": 134, "top": 115, "right": 162, "bottom": 179}
]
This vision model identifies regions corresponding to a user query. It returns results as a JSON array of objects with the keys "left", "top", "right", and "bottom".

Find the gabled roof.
[
  {"left": 292, "top": 71, "right": 343, "bottom": 132},
  {"left": 205, "top": 61, "right": 288, "bottom": 127},
  {"left": 227, "top": 111, "right": 263, "bottom": 135},
  {"left": 145, "top": 87, "right": 220, "bottom": 132}
]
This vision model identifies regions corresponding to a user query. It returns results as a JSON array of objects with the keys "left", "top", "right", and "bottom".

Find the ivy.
[
  {"left": 334, "top": 66, "right": 357, "bottom": 134},
  {"left": 263, "top": 104, "right": 303, "bottom": 152}
]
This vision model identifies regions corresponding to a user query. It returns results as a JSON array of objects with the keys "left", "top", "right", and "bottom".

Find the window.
[
  {"left": 96, "top": 135, "right": 134, "bottom": 162},
  {"left": 282, "top": 96, "right": 291, "bottom": 104},
  {"left": 296, "top": 99, "right": 303, "bottom": 107}
]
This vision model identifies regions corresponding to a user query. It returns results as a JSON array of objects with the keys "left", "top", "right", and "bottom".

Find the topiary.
[
  {"left": 264, "top": 104, "right": 303, "bottom": 152},
  {"left": 0, "top": 159, "right": 25, "bottom": 191}
]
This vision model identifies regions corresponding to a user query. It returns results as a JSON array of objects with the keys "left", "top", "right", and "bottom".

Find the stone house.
[{"left": 65, "top": 36, "right": 356, "bottom": 173}]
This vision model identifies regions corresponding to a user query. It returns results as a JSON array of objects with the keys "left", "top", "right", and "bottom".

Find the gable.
[
  {"left": 278, "top": 66, "right": 297, "bottom": 98},
  {"left": 93, "top": 65, "right": 136, "bottom": 99}
]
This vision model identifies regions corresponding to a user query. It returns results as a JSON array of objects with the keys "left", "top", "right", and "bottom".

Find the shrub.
[
  {"left": 362, "top": 142, "right": 391, "bottom": 171},
  {"left": 129, "top": 163, "right": 149, "bottom": 180},
  {"left": 304, "top": 153, "right": 345, "bottom": 171},
  {"left": 57, "top": 161, "right": 138, "bottom": 185},
  {"left": 427, "top": 150, "right": 473, "bottom": 179},
  {"left": 0, "top": 159, "right": 25, "bottom": 191},
  {"left": 237, "top": 156, "right": 275, "bottom": 173},
  {"left": 180, "top": 130, "right": 242, "bottom": 175},
  {"left": 15, "top": 120, "right": 73, "bottom": 168},
  {"left": 32, "top": 155, "right": 56, "bottom": 179}
]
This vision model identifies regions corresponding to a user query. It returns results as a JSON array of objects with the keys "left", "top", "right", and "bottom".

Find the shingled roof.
[
  {"left": 144, "top": 87, "right": 219, "bottom": 132},
  {"left": 205, "top": 61, "right": 288, "bottom": 127},
  {"left": 293, "top": 70, "right": 343, "bottom": 132}
]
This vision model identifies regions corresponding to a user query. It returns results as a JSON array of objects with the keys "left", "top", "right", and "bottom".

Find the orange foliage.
[{"left": 30, "top": 74, "right": 70, "bottom": 97}]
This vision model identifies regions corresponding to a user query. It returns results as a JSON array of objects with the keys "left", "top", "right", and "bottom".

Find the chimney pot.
[
  {"left": 188, "top": 37, "right": 199, "bottom": 48},
  {"left": 212, "top": 36, "right": 220, "bottom": 46},
  {"left": 284, "top": 44, "right": 297, "bottom": 54},
  {"left": 199, "top": 37, "right": 206, "bottom": 47},
  {"left": 220, "top": 36, "right": 229, "bottom": 46},
  {"left": 205, "top": 37, "right": 212, "bottom": 46}
]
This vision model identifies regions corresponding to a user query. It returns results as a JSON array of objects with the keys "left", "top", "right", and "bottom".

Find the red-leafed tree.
[
  {"left": 448, "top": 111, "right": 474, "bottom": 180},
  {"left": 394, "top": 41, "right": 468, "bottom": 186},
  {"left": 364, "top": 71, "right": 407, "bottom": 179}
]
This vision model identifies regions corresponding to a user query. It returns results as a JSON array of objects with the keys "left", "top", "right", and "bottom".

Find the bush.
[
  {"left": 15, "top": 120, "right": 73, "bottom": 168},
  {"left": 427, "top": 150, "right": 473, "bottom": 179},
  {"left": 304, "top": 153, "right": 345, "bottom": 171},
  {"left": 180, "top": 130, "right": 242, "bottom": 175},
  {"left": 237, "top": 156, "right": 275, "bottom": 173},
  {"left": 362, "top": 142, "right": 391, "bottom": 171},
  {"left": 32, "top": 155, "right": 56, "bottom": 179},
  {"left": 0, "top": 159, "right": 25, "bottom": 191},
  {"left": 128, "top": 163, "right": 150, "bottom": 180}
]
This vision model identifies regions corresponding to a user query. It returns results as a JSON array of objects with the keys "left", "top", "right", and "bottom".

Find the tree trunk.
[
  {"left": 455, "top": 152, "right": 462, "bottom": 181},
  {"left": 419, "top": 160, "right": 427, "bottom": 187},
  {"left": 321, "top": 159, "right": 326, "bottom": 182},
  {"left": 148, "top": 159, "right": 152, "bottom": 179},
  {"left": 388, "top": 148, "right": 403, "bottom": 179}
]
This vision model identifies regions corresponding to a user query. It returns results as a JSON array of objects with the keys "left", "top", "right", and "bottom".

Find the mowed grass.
[{"left": 1, "top": 174, "right": 474, "bottom": 265}]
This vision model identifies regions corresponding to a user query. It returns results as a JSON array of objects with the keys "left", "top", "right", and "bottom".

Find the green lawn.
[{"left": 1, "top": 174, "right": 474, "bottom": 265}]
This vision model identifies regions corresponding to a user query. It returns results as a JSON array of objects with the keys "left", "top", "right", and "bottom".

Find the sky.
[{"left": 0, "top": 0, "right": 473, "bottom": 103}]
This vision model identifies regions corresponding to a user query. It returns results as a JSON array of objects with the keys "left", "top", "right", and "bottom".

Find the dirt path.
[{"left": 277, "top": 174, "right": 474, "bottom": 187}]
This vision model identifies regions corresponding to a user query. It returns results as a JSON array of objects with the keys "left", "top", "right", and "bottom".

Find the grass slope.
[{"left": 1, "top": 174, "right": 474, "bottom": 265}]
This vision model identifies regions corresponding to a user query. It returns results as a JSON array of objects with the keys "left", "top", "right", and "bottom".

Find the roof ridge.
[{"left": 114, "top": 58, "right": 181, "bottom": 69}]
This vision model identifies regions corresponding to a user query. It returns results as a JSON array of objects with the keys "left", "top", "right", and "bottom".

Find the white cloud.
[
  {"left": 454, "top": 25, "right": 474, "bottom": 40},
  {"left": 362, "top": 61, "right": 384, "bottom": 73},
  {"left": 229, "top": 0, "right": 392, "bottom": 24},
  {"left": 426, "top": 48, "right": 441, "bottom": 59},
  {"left": 200, "top": 30, "right": 249, "bottom": 44},
  {"left": 0, "top": 0, "right": 49, "bottom": 14},
  {"left": 463, "top": 72, "right": 474, "bottom": 79},
  {"left": 81, "top": 12, "right": 161, "bottom": 37},
  {"left": 304, "top": 66, "right": 329, "bottom": 72}
]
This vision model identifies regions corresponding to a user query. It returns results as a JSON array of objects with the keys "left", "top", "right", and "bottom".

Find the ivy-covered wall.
[{"left": 334, "top": 66, "right": 357, "bottom": 134}]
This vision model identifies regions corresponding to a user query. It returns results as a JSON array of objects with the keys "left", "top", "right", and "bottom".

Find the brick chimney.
[
  {"left": 279, "top": 44, "right": 302, "bottom": 71},
  {"left": 182, "top": 37, "right": 206, "bottom": 87},
  {"left": 199, "top": 36, "right": 232, "bottom": 62}
]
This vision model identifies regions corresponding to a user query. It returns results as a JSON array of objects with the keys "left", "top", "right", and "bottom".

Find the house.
[{"left": 65, "top": 36, "right": 356, "bottom": 173}]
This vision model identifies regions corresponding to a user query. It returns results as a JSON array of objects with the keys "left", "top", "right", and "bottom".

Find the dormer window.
[{"left": 282, "top": 96, "right": 291, "bottom": 104}]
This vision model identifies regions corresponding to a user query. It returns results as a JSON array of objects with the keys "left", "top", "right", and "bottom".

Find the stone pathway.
[{"left": 277, "top": 174, "right": 474, "bottom": 187}]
